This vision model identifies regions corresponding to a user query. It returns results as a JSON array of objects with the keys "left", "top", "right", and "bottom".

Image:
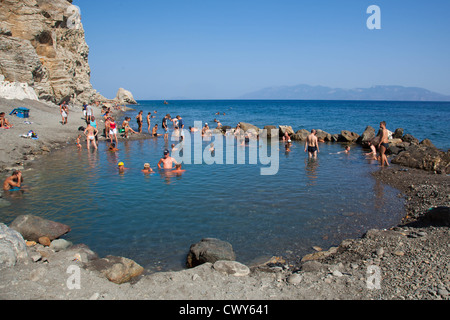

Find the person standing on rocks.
[
  {"left": 377, "top": 121, "right": 390, "bottom": 167},
  {"left": 136, "top": 111, "right": 143, "bottom": 133},
  {"left": 305, "top": 129, "right": 320, "bottom": 158}
]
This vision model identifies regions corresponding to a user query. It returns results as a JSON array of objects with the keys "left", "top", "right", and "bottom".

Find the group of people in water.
[{"left": 2, "top": 99, "right": 392, "bottom": 193}]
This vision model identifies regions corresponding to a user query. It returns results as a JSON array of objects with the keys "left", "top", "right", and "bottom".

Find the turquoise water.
[{"left": 1, "top": 100, "right": 448, "bottom": 272}]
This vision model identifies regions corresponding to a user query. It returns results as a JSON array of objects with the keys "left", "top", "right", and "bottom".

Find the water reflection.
[{"left": 305, "top": 158, "right": 319, "bottom": 186}]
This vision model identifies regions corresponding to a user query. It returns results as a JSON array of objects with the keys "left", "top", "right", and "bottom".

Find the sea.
[{"left": 1, "top": 100, "right": 449, "bottom": 272}]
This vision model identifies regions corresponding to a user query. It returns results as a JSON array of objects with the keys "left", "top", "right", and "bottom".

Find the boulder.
[
  {"left": 114, "top": 88, "right": 137, "bottom": 105},
  {"left": 292, "top": 129, "right": 309, "bottom": 141},
  {"left": 187, "top": 238, "right": 236, "bottom": 268},
  {"left": 339, "top": 130, "right": 360, "bottom": 143},
  {"left": 421, "top": 207, "right": 450, "bottom": 226},
  {"left": 402, "top": 134, "right": 419, "bottom": 145},
  {"left": 238, "top": 122, "right": 260, "bottom": 134},
  {"left": 316, "top": 129, "right": 332, "bottom": 142},
  {"left": 279, "top": 126, "right": 295, "bottom": 138},
  {"left": 393, "top": 128, "right": 404, "bottom": 139},
  {"left": 391, "top": 145, "right": 450, "bottom": 174},
  {"left": 0, "top": 223, "right": 29, "bottom": 268},
  {"left": 357, "top": 126, "right": 376, "bottom": 145},
  {"left": 10, "top": 215, "right": 71, "bottom": 242},
  {"left": 420, "top": 139, "right": 436, "bottom": 148},
  {"left": 263, "top": 125, "right": 278, "bottom": 139},
  {"left": 85, "top": 255, "right": 144, "bottom": 284}
]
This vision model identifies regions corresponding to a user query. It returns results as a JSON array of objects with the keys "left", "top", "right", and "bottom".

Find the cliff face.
[{"left": 0, "top": 0, "right": 105, "bottom": 104}]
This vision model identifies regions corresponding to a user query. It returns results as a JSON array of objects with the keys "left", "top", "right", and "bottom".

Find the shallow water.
[
  {"left": 1, "top": 136, "right": 405, "bottom": 272},
  {"left": 3, "top": 99, "right": 447, "bottom": 272}
]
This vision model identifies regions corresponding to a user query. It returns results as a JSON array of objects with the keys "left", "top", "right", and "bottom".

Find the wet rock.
[
  {"left": 187, "top": 238, "right": 236, "bottom": 268},
  {"left": 239, "top": 122, "right": 260, "bottom": 134},
  {"left": 292, "top": 129, "right": 309, "bottom": 141},
  {"left": 357, "top": 126, "right": 376, "bottom": 145},
  {"left": 10, "top": 215, "right": 71, "bottom": 242},
  {"left": 339, "top": 130, "right": 360, "bottom": 143},
  {"left": 391, "top": 145, "right": 450, "bottom": 174}
]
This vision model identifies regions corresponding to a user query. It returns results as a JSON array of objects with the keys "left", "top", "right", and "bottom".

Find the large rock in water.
[
  {"left": 0, "top": 0, "right": 106, "bottom": 104},
  {"left": 114, "top": 88, "right": 137, "bottom": 105},
  {"left": 9, "top": 215, "right": 71, "bottom": 242},
  {"left": 238, "top": 122, "right": 260, "bottom": 134},
  {"left": 339, "top": 130, "right": 360, "bottom": 143},
  {"left": 357, "top": 126, "right": 376, "bottom": 145},
  {"left": 391, "top": 145, "right": 450, "bottom": 174},
  {"left": 187, "top": 238, "right": 236, "bottom": 268},
  {"left": 0, "top": 223, "right": 29, "bottom": 268}
]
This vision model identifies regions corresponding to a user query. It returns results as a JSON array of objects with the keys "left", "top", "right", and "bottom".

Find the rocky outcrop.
[
  {"left": 0, "top": 0, "right": 105, "bottom": 104},
  {"left": 391, "top": 145, "right": 450, "bottom": 174},
  {"left": 114, "top": 88, "right": 137, "bottom": 105}
]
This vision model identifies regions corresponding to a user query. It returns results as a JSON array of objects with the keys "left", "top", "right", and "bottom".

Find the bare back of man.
[{"left": 305, "top": 130, "right": 320, "bottom": 158}]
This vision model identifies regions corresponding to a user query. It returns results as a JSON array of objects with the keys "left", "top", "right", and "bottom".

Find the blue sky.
[{"left": 74, "top": 0, "right": 450, "bottom": 100}]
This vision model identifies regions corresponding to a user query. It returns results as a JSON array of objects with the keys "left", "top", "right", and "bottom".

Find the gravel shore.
[{"left": 0, "top": 99, "right": 449, "bottom": 301}]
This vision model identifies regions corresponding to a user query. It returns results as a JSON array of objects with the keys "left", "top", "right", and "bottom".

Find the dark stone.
[{"left": 186, "top": 238, "right": 236, "bottom": 268}]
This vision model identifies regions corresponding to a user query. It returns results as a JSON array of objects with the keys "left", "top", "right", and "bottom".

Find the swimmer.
[
  {"left": 122, "top": 117, "right": 138, "bottom": 138},
  {"left": 118, "top": 162, "right": 128, "bottom": 173},
  {"left": 157, "top": 149, "right": 178, "bottom": 170},
  {"left": 136, "top": 110, "right": 143, "bottom": 133},
  {"left": 108, "top": 143, "right": 119, "bottom": 152},
  {"left": 285, "top": 142, "right": 291, "bottom": 153},
  {"left": 172, "top": 163, "right": 186, "bottom": 175},
  {"left": 142, "top": 163, "right": 154, "bottom": 174},
  {"left": 209, "top": 143, "right": 215, "bottom": 153},
  {"left": 3, "top": 170, "right": 23, "bottom": 191},
  {"left": 76, "top": 134, "right": 82, "bottom": 149}
]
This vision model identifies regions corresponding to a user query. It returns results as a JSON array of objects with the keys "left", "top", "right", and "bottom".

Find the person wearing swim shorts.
[
  {"left": 377, "top": 121, "right": 390, "bottom": 167},
  {"left": 162, "top": 114, "right": 171, "bottom": 140},
  {"left": 305, "top": 129, "right": 320, "bottom": 158},
  {"left": 3, "top": 170, "right": 23, "bottom": 191}
]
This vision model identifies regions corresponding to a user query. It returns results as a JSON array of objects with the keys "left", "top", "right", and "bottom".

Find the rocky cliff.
[{"left": 0, "top": 0, "right": 105, "bottom": 104}]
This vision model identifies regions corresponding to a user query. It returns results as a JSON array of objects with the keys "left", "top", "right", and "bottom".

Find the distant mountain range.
[{"left": 239, "top": 84, "right": 450, "bottom": 101}]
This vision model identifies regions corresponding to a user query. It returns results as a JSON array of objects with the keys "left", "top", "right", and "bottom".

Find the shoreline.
[{"left": 0, "top": 99, "right": 449, "bottom": 300}]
